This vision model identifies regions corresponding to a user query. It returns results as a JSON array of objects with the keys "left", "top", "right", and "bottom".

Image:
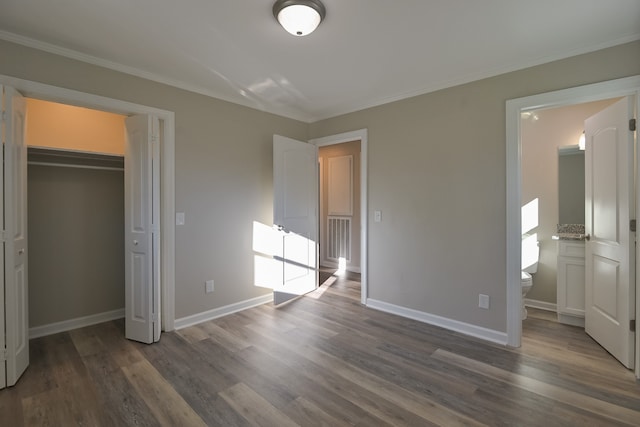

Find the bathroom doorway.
[{"left": 506, "top": 76, "right": 640, "bottom": 378}]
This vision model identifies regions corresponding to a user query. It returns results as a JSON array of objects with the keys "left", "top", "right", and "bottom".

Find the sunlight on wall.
[
  {"left": 252, "top": 221, "right": 317, "bottom": 295},
  {"left": 521, "top": 198, "right": 539, "bottom": 235},
  {"left": 253, "top": 221, "right": 283, "bottom": 290},
  {"left": 521, "top": 198, "right": 539, "bottom": 270},
  {"left": 522, "top": 233, "right": 539, "bottom": 270}
]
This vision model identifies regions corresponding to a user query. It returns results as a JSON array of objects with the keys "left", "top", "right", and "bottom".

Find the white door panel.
[
  {"left": 3, "top": 85, "right": 29, "bottom": 387},
  {"left": 273, "top": 135, "right": 318, "bottom": 305},
  {"left": 125, "top": 114, "right": 160, "bottom": 343},
  {"left": 585, "top": 96, "right": 635, "bottom": 369}
]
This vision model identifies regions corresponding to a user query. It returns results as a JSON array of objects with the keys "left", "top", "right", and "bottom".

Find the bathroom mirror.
[{"left": 558, "top": 145, "right": 585, "bottom": 224}]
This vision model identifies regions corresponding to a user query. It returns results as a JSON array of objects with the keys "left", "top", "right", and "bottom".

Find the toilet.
[{"left": 521, "top": 234, "right": 539, "bottom": 319}]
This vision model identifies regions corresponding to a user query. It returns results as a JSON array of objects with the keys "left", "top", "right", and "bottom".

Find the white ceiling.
[{"left": 1, "top": 1, "right": 639, "bottom": 122}]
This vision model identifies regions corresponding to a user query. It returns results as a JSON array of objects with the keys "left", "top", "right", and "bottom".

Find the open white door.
[
  {"left": 273, "top": 135, "right": 319, "bottom": 305},
  {"left": 585, "top": 96, "right": 636, "bottom": 369},
  {"left": 2, "top": 85, "right": 29, "bottom": 387},
  {"left": 125, "top": 114, "right": 161, "bottom": 343}
]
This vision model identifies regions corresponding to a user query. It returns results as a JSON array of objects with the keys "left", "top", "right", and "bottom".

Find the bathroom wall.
[{"left": 521, "top": 99, "right": 618, "bottom": 305}]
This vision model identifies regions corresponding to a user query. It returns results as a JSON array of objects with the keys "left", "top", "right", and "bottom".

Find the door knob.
[
  {"left": 133, "top": 240, "right": 139, "bottom": 246},
  {"left": 584, "top": 234, "right": 591, "bottom": 241}
]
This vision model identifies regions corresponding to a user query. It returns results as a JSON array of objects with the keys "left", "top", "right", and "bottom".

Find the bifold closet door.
[
  {"left": 2, "top": 84, "right": 29, "bottom": 388},
  {"left": 124, "top": 114, "right": 161, "bottom": 344}
]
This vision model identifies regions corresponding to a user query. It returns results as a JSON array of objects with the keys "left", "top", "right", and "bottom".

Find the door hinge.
[
  {"left": 151, "top": 134, "right": 159, "bottom": 143},
  {"left": 152, "top": 313, "right": 158, "bottom": 323},
  {"left": 631, "top": 220, "right": 637, "bottom": 232},
  {"left": 0, "top": 348, "right": 6, "bottom": 362},
  {"left": 630, "top": 118, "right": 636, "bottom": 132},
  {"left": 631, "top": 319, "right": 636, "bottom": 332}
]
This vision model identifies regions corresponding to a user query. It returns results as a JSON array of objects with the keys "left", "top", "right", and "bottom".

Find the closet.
[
  {"left": 26, "top": 98, "right": 126, "bottom": 336},
  {"left": 27, "top": 148, "right": 125, "bottom": 334}
]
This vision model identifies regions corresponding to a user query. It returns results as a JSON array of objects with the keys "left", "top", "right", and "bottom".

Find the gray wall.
[
  {"left": 309, "top": 41, "right": 640, "bottom": 332},
  {"left": 0, "top": 39, "right": 308, "bottom": 321},
  {"left": 1, "top": 37, "right": 638, "bottom": 333},
  {"left": 28, "top": 165, "right": 124, "bottom": 326}
]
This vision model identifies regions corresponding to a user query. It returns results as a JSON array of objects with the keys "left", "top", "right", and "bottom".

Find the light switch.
[
  {"left": 374, "top": 210, "right": 382, "bottom": 223},
  {"left": 176, "top": 212, "right": 185, "bottom": 225}
]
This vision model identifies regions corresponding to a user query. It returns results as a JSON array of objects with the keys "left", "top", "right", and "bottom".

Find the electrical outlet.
[
  {"left": 205, "top": 280, "right": 214, "bottom": 293},
  {"left": 479, "top": 294, "right": 490, "bottom": 309},
  {"left": 374, "top": 210, "right": 382, "bottom": 222},
  {"left": 176, "top": 212, "right": 185, "bottom": 225}
]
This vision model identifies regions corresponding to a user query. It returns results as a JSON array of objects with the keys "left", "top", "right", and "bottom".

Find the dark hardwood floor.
[{"left": 2, "top": 273, "right": 639, "bottom": 426}]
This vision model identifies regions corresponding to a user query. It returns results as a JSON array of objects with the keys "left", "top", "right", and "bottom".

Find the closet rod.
[{"left": 27, "top": 161, "right": 124, "bottom": 172}]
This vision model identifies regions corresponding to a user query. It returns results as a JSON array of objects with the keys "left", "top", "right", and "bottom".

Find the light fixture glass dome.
[{"left": 273, "top": 0, "right": 326, "bottom": 36}]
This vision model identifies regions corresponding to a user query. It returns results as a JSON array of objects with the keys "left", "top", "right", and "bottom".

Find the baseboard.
[
  {"left": 558, "top": 313, "right": 585, "bottom": 327},
  {"left": 29, "top": 308, "right": 125, "bottom": 339},
  {"left": 524, "top": 299, "right": 557, "bottom": 312},
  {"left": 174, "top": 294, "right": 273, "bottom": 330},
  {"left": 366, "top": 299, "right": 508, "bottom": 346}
]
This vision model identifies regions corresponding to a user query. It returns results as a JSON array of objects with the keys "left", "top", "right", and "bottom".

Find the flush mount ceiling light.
[{"left": 273, "top": 0, "right": 326, "bottom": 36}]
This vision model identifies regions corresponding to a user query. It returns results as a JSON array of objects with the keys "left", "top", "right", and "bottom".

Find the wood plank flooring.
[{"left": 2, "top": 273, "right": 639, "bottom": 426}]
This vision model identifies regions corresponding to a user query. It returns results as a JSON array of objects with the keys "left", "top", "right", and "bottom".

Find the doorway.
[
  {"left": 318, "top": 140, "right": 361, "bottom": 277},
  {"left": 309, "top": 129, "right": 368, "bottom": 305},
  {"left": 0, "top": 74, "right": 176, "bottom": 337},
  {"left": 505, "top": 75, "right": 640, "bottom": 378}
]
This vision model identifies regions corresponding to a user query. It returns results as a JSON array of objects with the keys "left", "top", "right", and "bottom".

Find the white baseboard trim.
[
  {"left": 524, "top": 299, "right": 557, "bottom": 312},
  {"left": 174, "top": 294, "right": 273, "bottom": 330},
  {"left": 558, "top": 313, "right": 585, "bottom": 327},
  {"left": 29, "top": 308, "right": 125, "bottom": 339},
  {"left": 366, "top": 299, "right": 508, "bottom": 346}
]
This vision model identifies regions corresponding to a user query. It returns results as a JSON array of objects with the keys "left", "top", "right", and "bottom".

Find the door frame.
[
  {"left": 0, "top": 74, "right": 176, "bottom": 332},
  {"left": 505, "top": 75, "right": 640, "bottom": 377},
  {"left": 310, "top": 129, "right": 368, "bottom": 305}
]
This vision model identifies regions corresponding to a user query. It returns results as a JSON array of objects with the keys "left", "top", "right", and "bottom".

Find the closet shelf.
[{"left": 27, "top": 147, "right": 124, "bottom": 170}]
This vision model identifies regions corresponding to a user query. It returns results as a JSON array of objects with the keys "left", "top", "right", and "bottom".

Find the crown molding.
[
  {"left": 1, "top": 30, "right": 638, "bottom": 124},
  {"left": 0, "top": 30, "right": 315, "bottom": 123}
]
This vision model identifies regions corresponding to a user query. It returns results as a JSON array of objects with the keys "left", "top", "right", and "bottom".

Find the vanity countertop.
[
  {"left": 553, "top": 224, "right": 585, "bottom": 241},
  {"left": 552, "top": 233, "right": 586, "bottom": 241}
]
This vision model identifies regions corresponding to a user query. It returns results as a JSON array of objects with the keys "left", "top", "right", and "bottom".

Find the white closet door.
[
  {"left": 3, "top": 85, "right": 29, "bottom": 387},
  {"left": 125, "top": 114, "right": 160, "bottom": 343}
]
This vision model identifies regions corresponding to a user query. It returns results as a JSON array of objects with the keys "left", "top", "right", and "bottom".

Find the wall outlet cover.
[
  {"left": 176, "top": 212, "right": 186, "bottom": 225},
  {"left": 479, "top": 294, "right": 490, "bottom": 309},
  {"left": 205, "top": 280, "right": 214, "bottom": 293}
]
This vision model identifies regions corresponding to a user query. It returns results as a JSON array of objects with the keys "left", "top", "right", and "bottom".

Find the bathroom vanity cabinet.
[{"left": 556, "top": 240, "right": 586, "bottom": 327}]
